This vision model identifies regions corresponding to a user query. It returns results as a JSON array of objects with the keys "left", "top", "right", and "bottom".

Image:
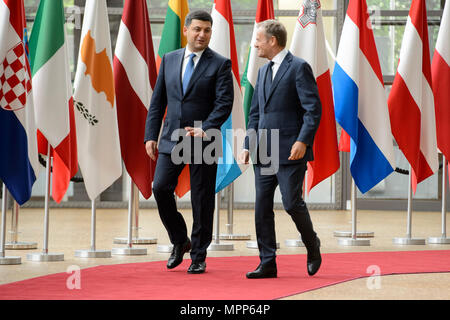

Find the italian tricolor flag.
[{"left": 29, "top": 0, "right": 77, "bottom": 203}]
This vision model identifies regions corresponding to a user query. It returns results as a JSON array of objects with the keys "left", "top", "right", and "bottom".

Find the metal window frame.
[{"left": 21, "top": 0, "right": 447, "bottom": 211}]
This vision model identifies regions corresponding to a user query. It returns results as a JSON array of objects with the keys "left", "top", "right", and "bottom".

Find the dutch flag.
[{"left": 332, "top": 0, "right": 395, "bottom": 194}]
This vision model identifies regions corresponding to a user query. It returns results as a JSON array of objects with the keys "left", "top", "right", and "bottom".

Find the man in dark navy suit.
[
  {"left": 144, "top": 10, "right": 233, "bottom": 274},
  {"left": 240, "top": 20, "right": 322, "bottom": 279}
]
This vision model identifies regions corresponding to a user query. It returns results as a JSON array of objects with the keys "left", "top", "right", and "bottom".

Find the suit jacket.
[
  {"left": 244, "top": 51, "right": 322, "bottom": 165},
  {"left": 144, "top": 47, "right": 234, "bottom": 155}
]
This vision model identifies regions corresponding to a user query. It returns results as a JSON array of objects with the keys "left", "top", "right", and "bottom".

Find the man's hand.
[
  {"left": 239, "top": 150, "right": 250, "bottom": 165},
  {"left": 185, "top": 127, "right": 207, "bottom": 138},
  {"left": 145, "top": 140, "right": 158, "bottom": 161},
  {"left": 288, "top": 141, "right": 307, "bottom": 161}
]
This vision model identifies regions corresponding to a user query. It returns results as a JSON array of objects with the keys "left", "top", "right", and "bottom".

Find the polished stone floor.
[{"left": 0, "top": 207, "right": 449, "bottom": 300}]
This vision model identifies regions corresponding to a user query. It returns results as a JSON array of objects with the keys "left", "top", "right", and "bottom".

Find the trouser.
[
  {"left": 254, "top": 161, "right": 317, "bottom": 264},
  {"left": 152, "top": 153, "right": 217, "bottom": 263}
]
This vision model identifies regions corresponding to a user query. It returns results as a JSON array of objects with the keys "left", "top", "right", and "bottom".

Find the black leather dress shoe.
[
  {"left": 307, "top": 237, "right": 322, "bottom": 276},
  {"left": 187, "top": 261, "right": 206, "bottom": 274},
  {"left": 167, "top": 238, "right": 191, "bottom": 269},
  {"left": 246, "top": 261, "right": 277, "bottom": 279}
]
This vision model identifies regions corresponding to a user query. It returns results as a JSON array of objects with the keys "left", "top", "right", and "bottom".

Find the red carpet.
[{"left": 0, "top": 250, "right": 449, "bottom": 300}]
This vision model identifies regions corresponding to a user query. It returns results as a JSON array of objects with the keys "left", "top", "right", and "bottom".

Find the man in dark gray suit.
[
  {"left": 145, "top": 10, "right": 233, "bottom": 274},
  {"left": 240, "top": 20, "right": 322, "bottom": 279}
]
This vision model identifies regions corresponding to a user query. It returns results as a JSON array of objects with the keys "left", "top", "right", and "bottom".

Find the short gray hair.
[{"left": 257, "top": 20, "right": 287, "bottom": 48}]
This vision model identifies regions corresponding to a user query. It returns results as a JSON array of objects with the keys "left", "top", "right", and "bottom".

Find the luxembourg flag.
[
  {"left": 332, "top": 0, "right": 395, "bottom": 194},
  {"left": 210, "top": 0, "right": 248, "bottom": 193},
  {"left": 0, "top": 0, "right": 39, "bottom": 205},
  {"left": 388, "top": 0, "right": 438, "bottom": 192}
]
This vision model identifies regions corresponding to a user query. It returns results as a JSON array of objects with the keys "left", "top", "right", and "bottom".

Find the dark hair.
[
  {"left": 185, "top": 10, "right": 213, "bottom": 27},
  {"left": 257, "top": 20, "right": 287, "bottom": 48}
]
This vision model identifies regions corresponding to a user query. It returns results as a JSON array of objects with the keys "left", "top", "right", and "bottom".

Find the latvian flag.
[{"left": 114, "top": 0, "right": 158, "bottom": 199}]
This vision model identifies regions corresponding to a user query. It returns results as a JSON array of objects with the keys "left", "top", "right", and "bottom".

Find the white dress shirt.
[
  {"left": 269, "top": 48, "right": 289, "bottom": 80},
  {"left": 181, "top": 47, "right": 205, "bottom": 79}
]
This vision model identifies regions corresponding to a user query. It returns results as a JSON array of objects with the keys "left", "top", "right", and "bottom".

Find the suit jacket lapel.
[
  {"left": 262, "top": 63, "right": 271, "bottom": 103},
  {"left": 177, "top": 48, "right": 186, "bottom": 97},
  {"left": 183, "top": 47, "right": 213, "bottom": 97},
  {"left": 265, "top": 52, "right": 292, "bottom": 107}
]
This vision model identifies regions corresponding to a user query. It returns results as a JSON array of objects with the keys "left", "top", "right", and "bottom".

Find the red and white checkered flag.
[{"left": 0, "top": 42, "right": 31, "bottom": 112}]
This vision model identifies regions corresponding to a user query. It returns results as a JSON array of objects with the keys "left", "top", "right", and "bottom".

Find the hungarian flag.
[
  {"left": 388, "top": 0, "right": 438, "bottom": 192},
  {"left": 29, "top": 0, "right": 78, "bottom": 203},
  {"left": 241, "top": 0, "right": 274, "bottom": 127},
  {"left": 0, "top": 0, "right": 39, "bottom": 205},
  {"left": 74, "top": 0, "right": 122, "bottom": 200},
  {"left": 290, "top": 0, "right": 340, "bottom": 194},
  {"left": 210, "top": 0, "right": 248, "bottom": 192},
  {"left": 432, "top": 0, "right": 450, "bottom": 173},
  {"left": 332, "top": 0, "right": 395, "bottom": 193},
  {"left": 157, "top": 0, "right": 190, "bottom": 198},
  {"left": 114, "top": 0, "right": 158, "bottom": 199}
]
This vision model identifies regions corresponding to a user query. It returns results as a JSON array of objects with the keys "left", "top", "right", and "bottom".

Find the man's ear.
[{"left": 183, "top": 25, "right": 188, "bottom": 37}]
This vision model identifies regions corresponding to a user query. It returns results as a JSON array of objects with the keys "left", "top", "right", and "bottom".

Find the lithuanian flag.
[
  {"left": 156, "top": 0, "right": 189, "bottom": 70},
  {"left": 157, "top": 0, "right": 190, "bottom": 198}
]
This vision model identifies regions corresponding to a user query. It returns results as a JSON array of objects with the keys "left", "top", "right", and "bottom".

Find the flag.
[
  {"left": 73, "top": 0, "right": 122, "bottom": 200},
  {"left": 114, "top": 0, "right": 157, "bottom": 200},
  {"left": 290, "top": 0, "right": 340, "bottom": 194},
  {"left": 0, "top": 0, "right": 39, "bottom": 205},
  {"left": 432, "top": 0, "right": 450, "bottom": 164},
  {"left": 338, "top": 129, "right": 351, "bottom": 152},
  {"left": 241, "top": 0, "right": 274, "bottom": 127},
  {"left": 29, "top": 0, "right": 77, "bottom": 203},
  {"left": 210, "top": 0, "right": 248, "bottom": 193},
  {"left": 156, "top": 0, "right": 189, "bottom": 71},
  {"left": 332, "top": 0, "right": 395, "bottom": 194},
  {"left": 157, "top": 0, "right": 190, "bottom": 198},
  {"left": 388, "top": 0, "right": 438, "bottom": 192}
]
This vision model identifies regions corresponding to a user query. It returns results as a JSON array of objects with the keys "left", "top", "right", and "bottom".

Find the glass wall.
[{"left": 19, "top": 0, "right": 446, "bottom": 210}]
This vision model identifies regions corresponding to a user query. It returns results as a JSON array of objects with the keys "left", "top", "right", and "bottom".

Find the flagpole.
[
  {"left": 112, "top": 179, "right": 147, "bottom": 256},
  {"left": 208, "top": 191, "right": 234, "bottom": 251},
  {"left": 428, "top": 156, "right": 450, "bottom": 244},
  {"left": 0, "top": 185, "right": 21, "bottom": 265},
  {"left": 114, "top": 182, "right": 157, "bottom": 245},
  {"left": 75, "top": 197, "right": 111, "bottom": 258},
  {"left": 219, "top": 184, "right": 250, "bottom": 240},
  {"left": 5, "top": 200, "right": 38, "bottom": 250},
  {"left": 334, "top": 154, "right": 374, "bottom": 239},
  {"left": 393, "top": 165, "right": 426, "bottom": 245},
  {"left": 337, "top": 180, "right": 370, "bottom": 246},
  {"left": 27, "top": 146, "right": 64, "bottom": 261}
]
